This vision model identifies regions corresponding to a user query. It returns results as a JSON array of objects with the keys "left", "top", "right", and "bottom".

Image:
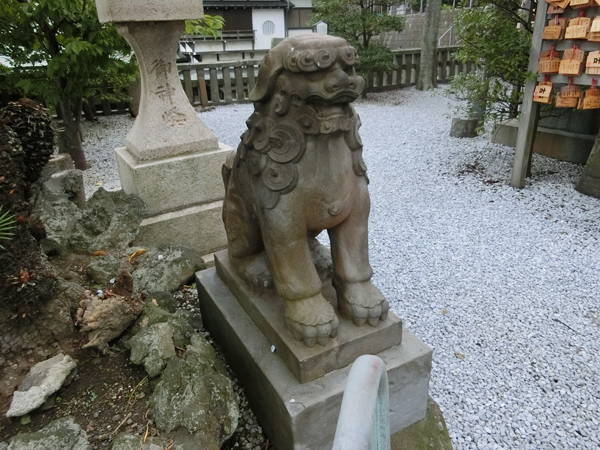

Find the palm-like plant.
[{"left": 0, "top": 206, "right": 16, "bottom": 250}]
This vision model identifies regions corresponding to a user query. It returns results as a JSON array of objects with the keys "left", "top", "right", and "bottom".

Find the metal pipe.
[{"left": 332, "top": 355, "right": 390, "bottom": 450}]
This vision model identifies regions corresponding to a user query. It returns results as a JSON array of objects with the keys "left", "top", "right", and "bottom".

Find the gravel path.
[{"left": 81, "top": 88, "right": 600, "bottom": 450}]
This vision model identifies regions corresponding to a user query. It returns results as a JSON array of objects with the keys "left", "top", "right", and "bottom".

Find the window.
[
  {"left": 288, "top": 8, "right": 313, "bottom": 29},
  {"left": 203, "top": 8, "right": 252, "bottom": 31},
  {"left": 262, "top": 20, "right": 275, "bottom": 35}
]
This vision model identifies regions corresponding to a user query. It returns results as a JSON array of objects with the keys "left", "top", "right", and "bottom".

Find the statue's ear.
[{"left": 249, "top": 41, "right": 289, "bottom": 102}]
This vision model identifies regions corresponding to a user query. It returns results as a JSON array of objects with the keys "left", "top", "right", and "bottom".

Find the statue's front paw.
[
  {"left": 333, "top": 278, "right": 389, "bottom": 327},
  {"left": 285, "top": 295, "right": 340, "bottom": 348}
]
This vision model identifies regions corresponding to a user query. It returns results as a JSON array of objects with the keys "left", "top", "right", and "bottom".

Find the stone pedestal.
[
  {"left": 215, "top": 250, "right": 404, "bottom": 383},
  {"left": 95, "top": 0, "right": 229, "bottom": 255},
  {"left": 196, "top": 267, "right": 433, "bottom": 450}
]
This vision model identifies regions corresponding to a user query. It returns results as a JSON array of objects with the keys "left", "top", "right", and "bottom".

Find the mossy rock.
[{"left": 391, "top": 397, "right": 453, "bottom": 450}]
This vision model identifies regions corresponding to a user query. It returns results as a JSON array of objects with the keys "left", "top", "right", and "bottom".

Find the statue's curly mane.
[{"left": 230, "top": 35, "right": 368, "bottom": 210}]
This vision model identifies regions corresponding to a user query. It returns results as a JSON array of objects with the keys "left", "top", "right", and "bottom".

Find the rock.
[
  {"left": 39, "top": 278, "right": 85, "bottom": 340},
  {"left": 111, "top": 434, "right": 171, "bottom": 450},
  {"left": 150, "top": 334, "right": 238, "bottom": 448},
  {"left": 449, "top": 117, "right": 480, "bottom": 138},
  {"left": 127, "top": 323, "right": 176, "bottom": 378},
  {"left": 390, "top": 397, "right": 453, "bottom": 450},
  {"left": 130, "top": 302, "right": 194, "bottom": 348},
  {"left": 111, "top": 433, "right": 204, "bottom": 450},
  {"left": 8, "top": 416, "right": 90, "bottom": 449},
  {"left": 577, "top": 133, "right": 600, "bottom": 199},
  {"left": 147, "top": 291, "right": 178, "bottom": 313},
  {"left": 6, "top": 354, "right": 77, "bottom": 418},
  {"left": 76, "top": 290, "right": 143, "bottom": 353},
  {"left": 41, "top": 154, "right": 75, "bottom": 181},
  {"left": 0, "top": 442, "right": 7, "bottom": 450},
  {"left": 69, "top": 188, "right": 147, "bottom": 253},
  {"left": 44, "top": 169, "right": 85, "bottom": 209},
  {"left": 31, "top": 185, "right": 82, "bottom": 255},
  {"left": 86, "top": 254, "right": 120, "bottom": 285},
  {"left": 133, "top": 244, "right": 206, "bottom": 295}
]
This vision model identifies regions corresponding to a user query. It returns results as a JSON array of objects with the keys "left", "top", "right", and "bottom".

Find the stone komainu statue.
[{"left": 222, "top": 34, "right": 389, "bottom": 348}]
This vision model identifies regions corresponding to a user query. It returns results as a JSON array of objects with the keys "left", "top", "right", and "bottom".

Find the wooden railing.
[
  {"left": 177, "top": 46, "right": 474, "bottom": 107},
  {"left": 178, "top": 59, "right": 262, "bottom": 107}
]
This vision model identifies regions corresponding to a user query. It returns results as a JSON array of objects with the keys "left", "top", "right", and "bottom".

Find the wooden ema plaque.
[
  {"left": 570, "top": 0, "right": 594, "bottom": 8},
  {"left": 533, "top": 81, "right": 554, "bottom": 104},
  {"left": 585, "top": 50, "right": 600, "bottom": 74},
  {"left": 591, "top": 16, "right": 600, "bottom": 32},
  {"left": 548, "top": 0, "right": 571, "bottom": 9},
  {"left": 565, "top": 16, "right": 591, "bottom": 39},
  {"left": 548, "top": 4, "right": 566, "bottom": 13},
  {"left": 543, "top": 17, "right": 567, "bottom": 40},
  {"left": 578, "top": 87, "right": 600, "bottom": 109},
  {"left": 555, "top": 83, "right": 581, "bottom": 107},
  {"left": 538, "top": 48, "right": 562, "bottom": 74},
  {"left": 588, "top": 31, "right": 600, "bottom": 41},
  {"left": 559, "top": 46, "right": 585, "bottom": 75}
]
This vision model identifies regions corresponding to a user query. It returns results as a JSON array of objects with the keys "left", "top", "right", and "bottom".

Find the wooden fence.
[
  {"left": 1, "top": 46, "right": 474, "bottom": 115},
  {"left": 177, "top": 45, "right": 475, "bottom": 107},
  {"left": 365, "top": 46, "right": 474, "bottom": 92}
]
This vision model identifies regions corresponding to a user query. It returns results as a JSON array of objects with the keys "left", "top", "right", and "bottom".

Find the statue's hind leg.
[
  {"left": 223, "top": 177, "right": 274, "bottom": 289},
  {"left": 328, "top": 182, "right": 389, "bottom": 327}
]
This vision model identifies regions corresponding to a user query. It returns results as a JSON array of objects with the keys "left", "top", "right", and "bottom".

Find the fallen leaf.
[
  {"left": 9, "top": 189, "right": 15, "bottom": 195},
  {"left": 152, "top": 299, "right": 158, "bottom": 306},
  {"left": 95, "top": 182, "right": 102, "bottom": 186},
  {"left": 128, "top": 248, "right": 147, "bottom": 263},
  {"left": 454, "top": 352, "right": 465, "bottom": 360},
  {"left": 93, "top": 250, "right": 106, "bottom": 256},
  {"left": 442, "top": 309, "right": 448, "bottom": 315}
]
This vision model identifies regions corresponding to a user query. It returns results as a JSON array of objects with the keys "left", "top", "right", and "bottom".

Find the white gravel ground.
[{"left": 81, "top": 87, "right": 600, "bottom": 450}]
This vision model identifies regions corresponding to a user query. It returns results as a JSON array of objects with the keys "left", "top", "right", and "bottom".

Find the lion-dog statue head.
[{"left": 222, "top": 34, "right": 388, "bottom": 348}]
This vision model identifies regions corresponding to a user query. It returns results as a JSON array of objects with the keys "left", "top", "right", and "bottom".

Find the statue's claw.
[
  {"left": 285, "top": 295, "right": 339, "bottom": 348},
  {"left": 333, "top": 278, "right": 389, "bottom": 327},
  {"left": 243, "top": 255, "right": 273, "bottom": 289}
]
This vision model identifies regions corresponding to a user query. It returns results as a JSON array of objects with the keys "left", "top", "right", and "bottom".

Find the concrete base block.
[
  {"left": 196, "top": 268, "right": 432, "bottom": 450},
  {"left": 136, "top": 201, "right": 226, "bottom": 256},
  {"left": 493, "top": 119, "right": 594, "bottom": 164},
  {"left": 115, "top": 144, "right": 232, "bottom": 216},
  {"left": 214, "top": 250, "right": 403, "bottom": 384}
]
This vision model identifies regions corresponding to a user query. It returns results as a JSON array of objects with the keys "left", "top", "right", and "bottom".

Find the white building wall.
[
  {"left": 288, "top": 28, "right": 313, "bottom": 37},
  {"left": 291, "top": 0, "right": 312, "bottom": 6},
  {"left": 252, "top": 9, "right": 286, "bottom": 49}
]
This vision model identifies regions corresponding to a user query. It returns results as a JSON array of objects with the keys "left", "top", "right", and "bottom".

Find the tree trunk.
[
  {"left": 416, "top": 0, "right": 442, "bottom": 91},
  {"left": 56, "top": 98, "right": 88, "bottom": 170},
  {"left": 82, "top": 99, "right": 97, "bottom": 122}
]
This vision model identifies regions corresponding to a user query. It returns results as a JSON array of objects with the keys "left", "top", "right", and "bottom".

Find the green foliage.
[
  {"left": 0, "top": 99, "right": 55, "bottom": 183},
  {"left": 356, "top": 42, "right": 397, "bottom": 75},
  {"left": 449, "top": 4, "right": 532, "bottom": 123},
  {"left": 185, "top": 14, "right": 225, "bottom": 37},
  {"left": 0, "top": 0, "right": 137, "bottom": 109},
  {"left": 309, "top": 0, "right": 405, "bottom": 49},
  {"left": 0, "top": 206, "right": 16, "bottom": 250}
]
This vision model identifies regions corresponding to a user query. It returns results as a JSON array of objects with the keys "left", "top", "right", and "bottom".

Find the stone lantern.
[{"left": 95, "top": 0, "right": 230, "bottom": 255}]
